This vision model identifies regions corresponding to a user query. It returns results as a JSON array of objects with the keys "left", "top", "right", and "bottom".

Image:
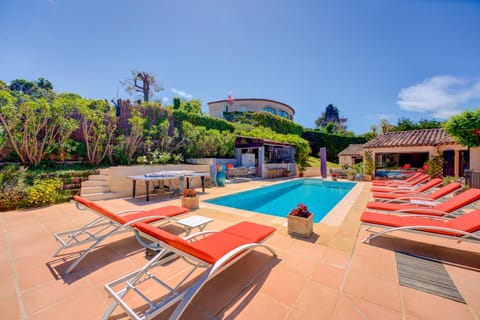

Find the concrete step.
[
  {"left": 98, "top": 168, "right": 110, "bottom": 175},
  {"left": 80, "top": 192, "right": 130, "bottom": 201},
  {"left": 82, "top": 180, "right": 109, "bottom": 187},
  {"left": 88, "top": 174, "right": 109, "bottom": 181},
  {"left": 80, "top": 186, "right": 110, "bottom": 195}
]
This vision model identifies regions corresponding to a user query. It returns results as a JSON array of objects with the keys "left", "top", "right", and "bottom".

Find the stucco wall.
[{"left": 470, "top": 147, "right": 480, "bottom": 171}]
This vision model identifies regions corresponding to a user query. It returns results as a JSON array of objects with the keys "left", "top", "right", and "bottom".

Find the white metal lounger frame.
[
  {"left": 53, "top": 200, "right": 187, "bottom": 274},
  {"left": 362, "top": 219, "right": 480, "bottom": 244},
  {"left": 102, "top": 229, "right": 277, "bottom": 320}
]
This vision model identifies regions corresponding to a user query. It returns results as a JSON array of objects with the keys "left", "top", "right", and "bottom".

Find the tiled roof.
[
  {"left": 363, "top": 128, "right": 458, "bottom": 148},
  {"left": 338, "top": 144, "right": 364, "bottom": 156}
]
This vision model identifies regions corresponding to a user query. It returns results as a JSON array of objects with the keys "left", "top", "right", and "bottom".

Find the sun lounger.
[
  {"left": 372, "top": 171, "right": 423, "bottom": 186},
  {"left": 371, "top": 174, "right": 431, "bottom": 192},
  {"left": 372, "top": 177, "right": 442, "bottom": 196},
  {"left": 102, "top": 221, "right": 277, "bottom": 320},
  {"left": 366, "top": 188, "right": 480, "bottom": 216},
  {"left": 53, "top": 195, "right": 190, "bottom": 274},
  {"left": 372, "top": 181, "right": 461, "bottom": 202},
  {"left": 360, "top": 209, "right": 480, "bottom": 243}
]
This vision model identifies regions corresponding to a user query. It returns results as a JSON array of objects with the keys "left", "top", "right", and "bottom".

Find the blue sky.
[{"left": 1, "top": 0, "right": 479, "bottom": 134}]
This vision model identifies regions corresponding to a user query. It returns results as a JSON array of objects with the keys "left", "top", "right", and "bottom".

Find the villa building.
[
  {"left": 363, "top": 128, "right": 469, "bottom": 177},
  {"left": 207, "top": 97, "right": 295, "bottom": 121}
]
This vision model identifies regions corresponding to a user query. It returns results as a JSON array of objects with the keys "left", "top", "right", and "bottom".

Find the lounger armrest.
[
  {"left": 383, "top": 196, "right": 432, "bottom": 203},
  {"left": 114, "top": 209, "right": 151, "bottom": 216},
  {"left": 394, "top": 208, "right": 449, "bottom": 215},
  {"left": 183, "top": 230, "right": 220, "bottom": 241}
]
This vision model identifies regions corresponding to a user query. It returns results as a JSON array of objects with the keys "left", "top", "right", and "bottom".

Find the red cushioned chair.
[
  {"left": 366, "top": 188, "right": 480, "bottom": 217},
  {"left": 372, "top": 181, "right": 461, "bottom": 202},
  {"left": 372, "top": 177, "right": 442, "bottom": 196},
  {"left": 53, "top": 195, "right": 190, "bottom": 274},
  {"left": 372, "top": 171, "right": 423, "bottom": 186},
  {"left": 103, "top": 221, "right": 277, "bottom": 320},
  {"left": 360, "top": 209, "right": 480, "bottom": 243},
  {"left": 371, "top": 174, "right": 431, "bottom": 192}
]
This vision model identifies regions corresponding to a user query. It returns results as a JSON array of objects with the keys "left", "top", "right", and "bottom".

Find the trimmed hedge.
[
  {"left": 302, "top": 129, "right": 367, "bottom": 162},
  {"left": 172, "top": 110, "right": 235, "bottom": 132},
  {"left": 224, "top": 111, "right": 303, "bottom": 135}
]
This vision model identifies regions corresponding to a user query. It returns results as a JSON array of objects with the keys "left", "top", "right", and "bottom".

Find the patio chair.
[
  {"left": 372, "top": 171, "right": 423, "bottom": 186},
  {"left": 372, "top": 179, "right": 459, "bottom": 201},
  {"left": 53, "top": 195, "right": 190, "bottom": 274},
  {"left": 102, "top": 221, "right": 277, "bottom": 320},
  {"left": 371, "top": 174, "right": 430, "bottom": 192},
  {"left": 366, "top": 188, "right": 480, "bottom": 217},
  {"left": 360, "top": 209, "right": 480, "bottom": 243}
]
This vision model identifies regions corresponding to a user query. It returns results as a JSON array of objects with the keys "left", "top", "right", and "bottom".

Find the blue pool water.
[{"left": 205, "top": 179, "right": 355, "bottom": 223}]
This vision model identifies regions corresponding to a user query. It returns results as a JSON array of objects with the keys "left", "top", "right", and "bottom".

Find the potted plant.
[
  {"left": 363, "top": 150, "right": 374, "bottom": 181},
  {"left": 287, "top": 203, "right": 313, "bottom": 237},
  {"left": 347, "top": 166, "right": 356, "bottom": 181},
  {"left": 180, "top": 188, "right": 199, "bottom": 210},
  {"left": 297, "top": 157, "right": 307, "bottom": 177},
  {"left": 331, "top": 172, "right": 338, "bottom": 181}
]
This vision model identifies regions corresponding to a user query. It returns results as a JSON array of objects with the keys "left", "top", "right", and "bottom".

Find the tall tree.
[
  {"left": 122, "top": 70, "right": 163, "bottom": 102},
  {"left": 443, "top": 108, "right": 480, "bottom": 148},
  {"left": 0, "top": 90, "right": 77, "bottom": 165},
  {"left": 77, "top": 100, "right": 117, "bottom": 165},
  {"left": 314, "top": 104, "right": 347, "bottom": 132}
]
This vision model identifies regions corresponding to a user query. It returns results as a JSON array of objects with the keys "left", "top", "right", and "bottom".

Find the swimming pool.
[{"left": 205, "top": 179, "right": 355, "bottom": 223}]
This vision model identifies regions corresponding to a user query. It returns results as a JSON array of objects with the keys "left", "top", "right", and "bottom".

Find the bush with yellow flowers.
[{"left": 26, "top": 178, "right": 64, "bottom": 207}]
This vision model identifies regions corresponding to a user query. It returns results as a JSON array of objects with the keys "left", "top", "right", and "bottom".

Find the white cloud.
[
  {"left": 397, "top": 76, "right": 480, "bottom": 118},
  {"left": 171, "top": 88, "right": 193, "bottom": 99},
  {"left": 162, "top": 97, "right": 169, "bottom": 103}
]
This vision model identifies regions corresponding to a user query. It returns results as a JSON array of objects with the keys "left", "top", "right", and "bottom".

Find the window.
[
  {"left": 278, "top": 110, "right": 289, "bottom": 118},
  {"left": 263, "top": 106, "right": 277, "bottom": 115}
]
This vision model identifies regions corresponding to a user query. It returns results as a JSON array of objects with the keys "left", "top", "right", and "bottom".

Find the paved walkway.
[{"left": 1, "top": 178, "right": 479, "bottom": 319}]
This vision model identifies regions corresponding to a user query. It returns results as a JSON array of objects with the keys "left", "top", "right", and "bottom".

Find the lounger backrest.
[
  {"left": 135, "top": 222, "right": 217, "bottom": 263},
  {"left": 73, "top": 195, "right": 127, "bottom": 225},
  {"left": 428, "top": 182, "right": 462, "bottom": 199},
  {"left": 407, "top": 174, "right": 430, "bottom": 186},
  {"left": 449, "top": 209, "right": 480, "bottom": 232},
  {"left": 414, "top": 178, "right": 442, "bottom": 193},
  {"left": 405, "top": 172, "right": 423, "bottom": 182},
  {"left": 434, "top": 188, "right": 480, "bottom": 212}
]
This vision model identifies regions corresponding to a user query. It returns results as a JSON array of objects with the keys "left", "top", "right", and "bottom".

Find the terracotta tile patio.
[{"left": 1, "top": 178, "right": 479, "bottom": 319}]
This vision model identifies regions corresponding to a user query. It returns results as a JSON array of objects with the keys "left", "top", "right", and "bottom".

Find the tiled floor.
[{"left": 1, "top": 177, "right": 479, "bottom": 319}]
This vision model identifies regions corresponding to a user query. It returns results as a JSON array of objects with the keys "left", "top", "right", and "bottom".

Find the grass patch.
[{"left": 307, "top": 156, "right": 339, "bottom": 168}]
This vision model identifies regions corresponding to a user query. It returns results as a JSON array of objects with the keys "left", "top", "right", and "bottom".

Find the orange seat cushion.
[{"left": 135, "top": 221, "right": 276, "bottom": 264}]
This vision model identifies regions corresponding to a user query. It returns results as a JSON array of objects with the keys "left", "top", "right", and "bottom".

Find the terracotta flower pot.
[
  {"left": 287, "top": 213, "right": 313, "bottom": 237},
  {"left": 180, "top": 196, "right": 199, "bottom": 210}
]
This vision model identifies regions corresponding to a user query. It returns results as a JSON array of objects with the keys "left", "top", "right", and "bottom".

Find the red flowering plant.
[
  {"left": 289, "top": 203, "right": 312, "bottom": 218},
  {"left": 331, "top": 172, "right": 339, "bottom": 178},
  {"left": 181, "top": 188, "right": 197, "bottom": 198}
]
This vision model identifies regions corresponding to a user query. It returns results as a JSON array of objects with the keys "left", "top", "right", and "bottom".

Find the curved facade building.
[{"left": 207, "top": 98, "right": 295, "bottom": 120}]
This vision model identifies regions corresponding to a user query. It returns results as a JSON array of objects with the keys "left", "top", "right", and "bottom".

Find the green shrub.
[
  {"left": 301, "top": 130, "right": 367, "bottom": 162},
  {"left": 25, "top": 178, "right": 64, "bottom": 207}
]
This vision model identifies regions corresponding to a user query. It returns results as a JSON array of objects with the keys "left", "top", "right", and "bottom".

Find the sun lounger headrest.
[{"left": 73, "top": 195, "right": 125, "bottom": 224}]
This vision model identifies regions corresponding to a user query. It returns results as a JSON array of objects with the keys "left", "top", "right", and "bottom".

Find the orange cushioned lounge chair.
[
  {"left": 372, "top": 181, "right": 461, "bottom": 202},
  {"left": 372, "top": 171, "right": 423, "bottom": 186},
  {"left": 53, "top": 195, "right": 190, "bottom": 274},
  {"left": 360, "top": 209, "right": 480, "bottom": 243},
  {"left": 102, "top": 221, "right": 277, "bottom": 320},
  {"left": 371, "top": 177, "right": 442, "bottom": 196},
  {"left": 371, "top": 174, "right": 431, "bottom": 193},
  {"left": 366, "top": 188, "right": 480, "bottom": 217}
]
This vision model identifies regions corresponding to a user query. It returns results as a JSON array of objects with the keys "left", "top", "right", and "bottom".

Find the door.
[{"left": 443, "top": 150, "right": 455, "bottom": 177}]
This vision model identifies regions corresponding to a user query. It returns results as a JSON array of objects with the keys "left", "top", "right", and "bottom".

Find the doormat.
[{"left": 395, "top": 251, "right": 465, "bottom": 303}]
